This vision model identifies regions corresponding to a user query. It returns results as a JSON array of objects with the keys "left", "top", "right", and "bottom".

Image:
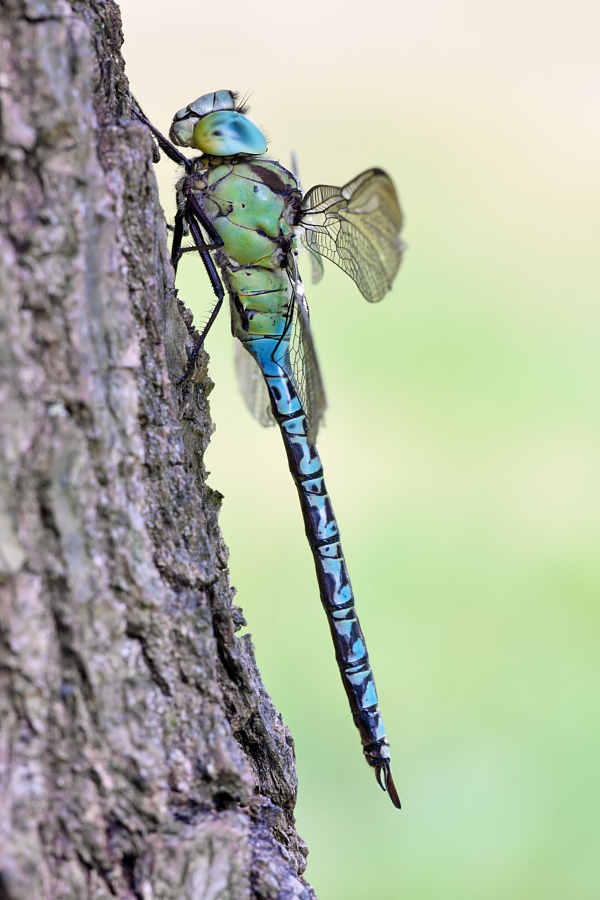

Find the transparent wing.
[
  {"left": 279, "top": 253, "right": 327, "bottom": 445},
  {"left": 299, "top": 230, "right": 325, "bottom": 284},
  {"left": 299, "top": 168, "right": 404, "bottom": 303},
  {"left": 234, "top": 339, "right": 276, "bottom": 428},
  {"left": 234, "top": 258, "right": 326, "bottom": 443}
]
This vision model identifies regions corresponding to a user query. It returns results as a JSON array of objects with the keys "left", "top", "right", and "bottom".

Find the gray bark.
[{"left": 0, "top": 1, "right": 315, "bottom": 897}]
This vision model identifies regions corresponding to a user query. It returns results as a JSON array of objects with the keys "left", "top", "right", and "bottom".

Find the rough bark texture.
[{"left": 0, "top": 2, "right": 315, "bottom": 897}]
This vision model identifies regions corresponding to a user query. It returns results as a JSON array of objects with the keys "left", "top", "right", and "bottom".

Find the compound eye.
[{"left": 192, "top": 111, "right": 267, "bottom": 156}]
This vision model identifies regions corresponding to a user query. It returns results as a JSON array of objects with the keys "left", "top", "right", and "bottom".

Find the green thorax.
[
  {"left": 184, "top": 156, "right": 300, "bottom": 267},
  {"left": 181, "top": 156, "right": 302, "bottom": 340}
]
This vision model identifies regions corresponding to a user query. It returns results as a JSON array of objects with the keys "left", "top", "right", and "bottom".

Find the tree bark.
[{"left": 0, "top": 2, "right": 315, "bottom": 897}]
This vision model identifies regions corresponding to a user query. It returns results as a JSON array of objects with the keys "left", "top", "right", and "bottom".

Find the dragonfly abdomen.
[
  {"left": 225, "top": 264, "right": 293, "bottom": 341},
  {"left": 251, "top": 346, "right": 400, "bottom": 807}
]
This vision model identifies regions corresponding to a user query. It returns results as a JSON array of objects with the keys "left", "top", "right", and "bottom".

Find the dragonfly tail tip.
[
  {"left": 386, "top": 768, "right": 401, "bottom": 809},
  {"left": 376, "top": 761, "right": 401, "bottom": 809}
]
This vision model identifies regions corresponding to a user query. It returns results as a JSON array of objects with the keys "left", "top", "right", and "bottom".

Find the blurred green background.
[{"left": 119, "top": 1, "right": 600, "bottom": 896}]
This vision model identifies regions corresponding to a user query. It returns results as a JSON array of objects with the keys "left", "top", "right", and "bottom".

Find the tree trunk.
[{"left": 0, "top": 2, "right": 315, "bottom": 897}]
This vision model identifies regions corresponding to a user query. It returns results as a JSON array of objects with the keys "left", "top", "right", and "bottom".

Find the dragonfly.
[{"left": 134, "top": 90, "right": 404, "bottom": 808}]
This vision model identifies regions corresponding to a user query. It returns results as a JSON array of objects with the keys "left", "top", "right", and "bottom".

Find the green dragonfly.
[{"left": 135, "top": 90, "right": 404, "bottom": 807}]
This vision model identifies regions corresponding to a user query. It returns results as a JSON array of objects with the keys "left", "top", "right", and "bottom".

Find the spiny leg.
[
  {"left": 169, "top": 179, "right": 225, "bottom": 320},
  {"left": 132, "top": 105, "right": 227, "bottom": 383},
  {"left": 157, "top": 191, "right": 225, "bottom": 383},
  {"left": 174, "top": 192, "right": 227, "bottom": 306},
  {"left": 169, "top": 207, "right": 219, "bottom": 278},
  {"left": 170, "top": 209, "right": 185, "bottom": 274},
  {"left": 175, "top": 204, "right": 226, "bottom": 384},
  {"left": 184, "top": 206, "right": 224, "bottom": 307},
  {"left": 186, "top": 192, "right": 225, "bottom": 249},
  {"left": 131, "top": 104, "right": 192, "bottom": 171}
]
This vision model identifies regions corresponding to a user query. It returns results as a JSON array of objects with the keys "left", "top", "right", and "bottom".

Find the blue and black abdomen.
[{"left": 250, "top": 338, "right": 398, "bottom": 803}]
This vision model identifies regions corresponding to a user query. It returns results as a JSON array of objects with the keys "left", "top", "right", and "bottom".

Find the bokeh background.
[{"left": 118, "top": 1, "right": 600, "bottom": 897}]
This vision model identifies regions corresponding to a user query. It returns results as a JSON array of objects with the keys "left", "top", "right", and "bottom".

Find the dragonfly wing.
[
  {"left": 299, "top": 230, "right": 325, "bottom": 285},
  {"left": 300, "top": 168, "right": 404, "bottom": 303},
  {"left": 284, "top": 253, "right": 327, "bottom": 445},
  {"left": 234, "top": 339, "right": 276, "bottom": 428}
]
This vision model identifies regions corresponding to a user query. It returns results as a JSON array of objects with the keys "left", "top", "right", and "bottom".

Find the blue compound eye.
[{"left": 192, "top": 111, "right": 267, "bottom": 156}]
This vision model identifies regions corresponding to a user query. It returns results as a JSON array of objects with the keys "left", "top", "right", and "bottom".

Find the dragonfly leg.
[
  {"left": 131, "top": 104, "right": 192, "bottom": 172},
  {"left": 174, "top": 302, "right": 225, "bottom": 384},
  {"left": 176, "top": 295, "right": 224, "bottom": 385},
  {"left": 170, "top": 209, "right": 185, "bottom": 273},
  {"left": 171, "top": 206, "right": 223, "bottom": 273},
  {"left": 186, "top": 192, "right": 225, "bottom": 250},
  {"left": 174, "top": 203, "right": 226, "bottom": 385},
  {"left": 185, "top": 208, "right": 225, "bottom": 302}
]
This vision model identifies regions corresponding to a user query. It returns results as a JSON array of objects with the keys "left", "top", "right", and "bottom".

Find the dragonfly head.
[{"left": 169, "top": 90, "right": 267, "bottom": 157}]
